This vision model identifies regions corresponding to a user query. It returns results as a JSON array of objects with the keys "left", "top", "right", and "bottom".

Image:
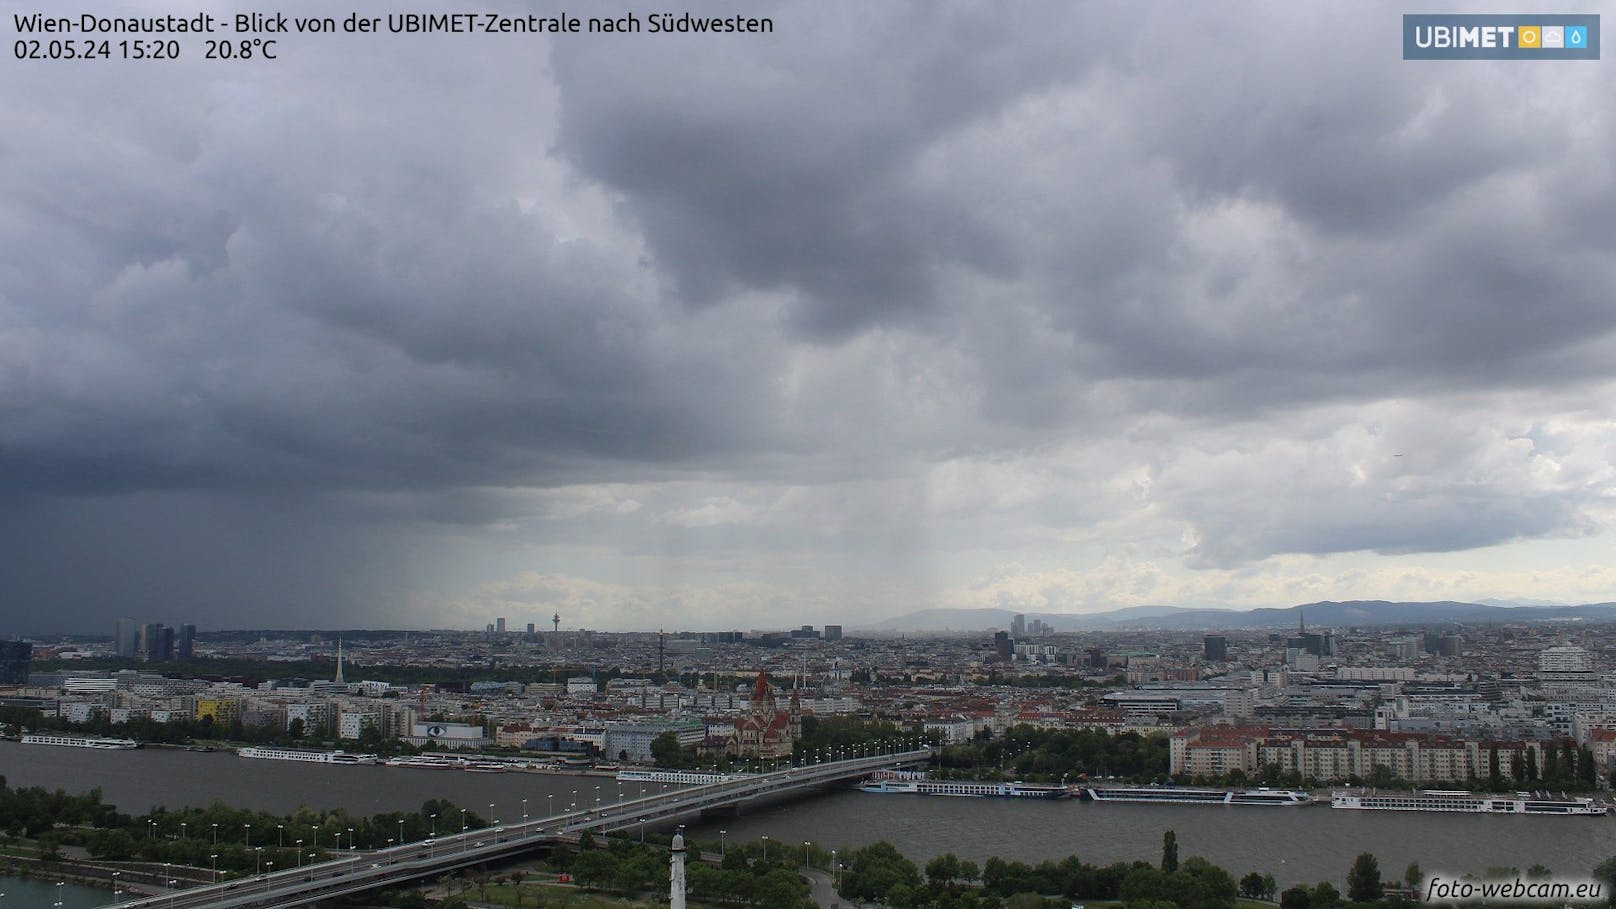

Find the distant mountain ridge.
[{"left": 861, "top": 600, "right": 1616, "bottom": 632}]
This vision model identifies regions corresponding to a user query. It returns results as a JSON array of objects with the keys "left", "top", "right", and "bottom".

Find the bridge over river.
[{"left": 110, "top": 748, "right": 933, "bottom": 908}]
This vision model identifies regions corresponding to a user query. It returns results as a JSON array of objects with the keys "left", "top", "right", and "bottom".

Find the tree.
[
  {"left": 650, "top": 732, "right": 694, "bottom": 770},
  {"left": 1241, "top": 872, "right": 1268, "bottom": 899},
  {"left": 1348, "top": 853, "right": 1383, "bottom": 903},
  {"left": 287, "top": 717, "right": 306, "bottom": 740},
  {"left": 1591, "top": 855, "right": 1616, "bottom": 892},
  {"left": 1527, "top": 864, "right": 1552, "bottom": 880},
  {"left": 927, "top": 853, "right": 964, "bottom": 886},
  {"left": 1404, "top": 862, "right": 1423, "bottom": 890},
  {"left": 1312, "top": 881, "right": 1342, "bottom": 909},
  {"left": 1280, "top": 885, "right": 1312, "bottom": 909},
  {"left": 1161, "top": 830, "right": 1179, "bottom": 873},
  {"left": 571, "top": 850, "right": 614, "bottom": 890}
]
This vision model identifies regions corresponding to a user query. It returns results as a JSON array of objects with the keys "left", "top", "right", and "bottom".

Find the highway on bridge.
[{"left": 109, "top": 748, "right": 932, "bottom": 908}]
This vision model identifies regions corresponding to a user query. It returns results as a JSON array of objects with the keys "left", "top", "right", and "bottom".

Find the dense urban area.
[
  {"left": 8, "top": 611, "right": 1616, "bottom": 786},
  {"left": 6, "top": 607, "right": 1616, "bottom": 907}
]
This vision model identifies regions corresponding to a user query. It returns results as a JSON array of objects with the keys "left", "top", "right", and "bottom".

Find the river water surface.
[{"left": 1, "top": 741, "right": 1610, "bottom": 889}]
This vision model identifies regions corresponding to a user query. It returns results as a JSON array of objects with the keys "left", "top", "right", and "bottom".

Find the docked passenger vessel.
[
  {"left": 237, "top": 746, "right": 376, "bottom": 764},
  {"left": 21, "top": 734, "right": 139, "bottom": 749},
  {"left": 1083, "top": 786, "right": 1310, "bottom": 806},
  {"left": 618, "top": 769, "right": 739, "bottom": 785},
  {"left": 1331, "top": 789, "right": 1607, "bottom": 816},
  {"left": 860, "top": 770, "right": 1068, "bottom": 799},
  {"left": 384, "top": 755, "right": 467, "bottom": 769}
]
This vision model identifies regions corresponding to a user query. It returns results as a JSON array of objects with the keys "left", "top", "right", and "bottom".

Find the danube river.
[{"left": 2, "top": 742, "right": 1611, "bottom": 888}]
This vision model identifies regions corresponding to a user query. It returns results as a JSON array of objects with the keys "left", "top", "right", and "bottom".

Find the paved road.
[{"left": 804, "top": 866, "right": 854, "bottom": 909}]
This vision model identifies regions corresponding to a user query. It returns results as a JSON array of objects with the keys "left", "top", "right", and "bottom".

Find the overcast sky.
[{"left": 3, "top": 1, "right": 1614, "bottom": 634}]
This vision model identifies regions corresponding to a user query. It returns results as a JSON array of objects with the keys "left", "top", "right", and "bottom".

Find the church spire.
[{"left": 334, "top": 638, "right": 345, "bottom": 685}]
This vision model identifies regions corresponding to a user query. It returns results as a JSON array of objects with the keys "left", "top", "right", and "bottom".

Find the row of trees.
[
  {"left": 836, "top": 835, "right": 1254, "bottom": 909},
  {"left": 0, "top": 774, "right": 488, "bottom": 877},
  {"left": 934, "top": 727, "right": 1172, "bottom": 782},
  {"left": 556, "top": 833, "right": 815, "bottom": 908}
]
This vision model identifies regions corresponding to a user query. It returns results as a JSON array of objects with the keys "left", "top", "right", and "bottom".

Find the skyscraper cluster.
[{"left": 114, "top": 618, "right": 195, "bottom": 661}]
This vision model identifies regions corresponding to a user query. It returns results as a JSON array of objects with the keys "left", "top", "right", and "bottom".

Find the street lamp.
[
  {"left": 210, "top": 854, "right": 218, "bottom": 883},
  {"left": 255, "top": 847, "right": 263, "bottom": 875},
  {"left": 212, "top": 822, "right": 218, "bottom": 845},
  {"left": 638, "top": 817, "right": 645, "bottom": 843},
  {"left": 522, "top": 798, "right": 528, "bottom": 821},
  {"left": 181, "top": 821, "right": 187, "bottom": 840},
  {"left": 54, "top": 881, "right": 63, "bottom": 909},
  {"left": 243, "top": 824, "right": 251, "bottom": 847},
  {"left": 278, "top": 824, "right": 285, "bottom": 848},
  {"left": 489, "top": 803, "right": 496, "bottom": 826},
  {"left": 264, "top": 862, "right": 273, "bottom": 893},
  {"left": 804, "top": 841, "right": 811, "bottom": 868},
  {"left": 761, "top": 835, "right": 770, "bottom": 862},
  {"left": 348, "top": 827, "right": 356, "bottom": 850},
  {"left": 397, "top": 819, "right": 404, "bottom": 845},
  {"left": 296, "top": 840, "right": 304, "bottom": 867},
  {"left": 167, "top": 878, "right": 176, "bottom": 909},
  {"left": 112, "top": 870, "right": 122, "bottom": 899},
  {"left": 547, "top": 794, "right": 554, "bottom": 816},
  {"left": 719, "top": 829, "right": 726, "bottom": 859}
]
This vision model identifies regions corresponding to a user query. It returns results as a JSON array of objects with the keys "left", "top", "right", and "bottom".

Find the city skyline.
[{"left": 5, "top": 2, "right": 1616, "bottom": 633}]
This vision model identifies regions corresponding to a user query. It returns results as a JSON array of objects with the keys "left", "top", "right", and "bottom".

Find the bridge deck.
[{"left": 109, "top": 748, "right": 932, "bottom": 908}]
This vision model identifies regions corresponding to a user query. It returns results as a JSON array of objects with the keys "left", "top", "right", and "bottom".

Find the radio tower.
[
  {"left": 658, "top": 628, "right": 666, "bottom": 675},
  {"left": 552, "top": 613, "right": 560, "bottom": 634}
]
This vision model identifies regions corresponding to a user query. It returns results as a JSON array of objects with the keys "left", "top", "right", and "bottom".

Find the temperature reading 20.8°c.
[{"left": 205, "top": 38, "right": 276, "bottom": 59}]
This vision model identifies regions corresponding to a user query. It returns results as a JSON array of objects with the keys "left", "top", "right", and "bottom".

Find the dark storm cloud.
[
  {"left": 547, "top": 1, "right": 1096, "bottom": 337},
  {"left": 2, "top": 1, "right": 1614, "bottom": 631}
]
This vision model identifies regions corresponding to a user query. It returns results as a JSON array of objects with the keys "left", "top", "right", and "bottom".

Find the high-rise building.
[
  {"left": 141, "top": 623, "right": 173, "bottom": 662},
  {"left": 823, "top": 625, "right": 843, "bottom": 642},
  {"left": 994, "top": 631, "right": 1012, "bottom": 661},
  {"left": 526, "top": 622, "right": 536, "bottom": 635},
  {"left": 496, "top": 617, "right": 507, "bottom": 634},
  {"left": 178, "top": 624, "right": 196, "bottom": 660},
  {"left": 0, "top": 641, "right": 31, "bottom": 684},
  {"left": 1011, "top": 614, "right": 1027, "bottom": 639},
  {"left": 114, "top": 618, "right": 138, "bottom": 658},
  {"left": 1203, "top": 635, "right": 1228, "bottom": 662},
  {"left": 1085, "top": 647, "right": 1108, "bottom": 669}
]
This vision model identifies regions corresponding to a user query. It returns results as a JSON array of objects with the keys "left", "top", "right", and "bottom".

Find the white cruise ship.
[
  {"left": 385, "top": 755, "right": 467, "bottom": 769},
  {"left": 860, "top": 771, "right": 1068, "bottom": 799},
  {"left": 21, "top": 734, "right": 139, "bottom": 750},
  {"left": 1084, "top": 786, "right": 1309, "bottom": 806},
  {"left": 237, "top": 747, "right": 376, "bottom": 765},
  {"left": 619, "top": 769, "right": 740, "bottom": 785},
  {"left": 1331, "top": 789, "right": 1607, "bottom": 816}
]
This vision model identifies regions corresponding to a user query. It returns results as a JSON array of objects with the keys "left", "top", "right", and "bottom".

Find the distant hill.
[{"left": 861, "top": 600, "right": 1616, "bottom": 632}]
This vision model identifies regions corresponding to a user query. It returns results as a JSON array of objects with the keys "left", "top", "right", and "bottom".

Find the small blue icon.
[{"left": 1566, "top": 25, "right": 1587, "bottom": 48}]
